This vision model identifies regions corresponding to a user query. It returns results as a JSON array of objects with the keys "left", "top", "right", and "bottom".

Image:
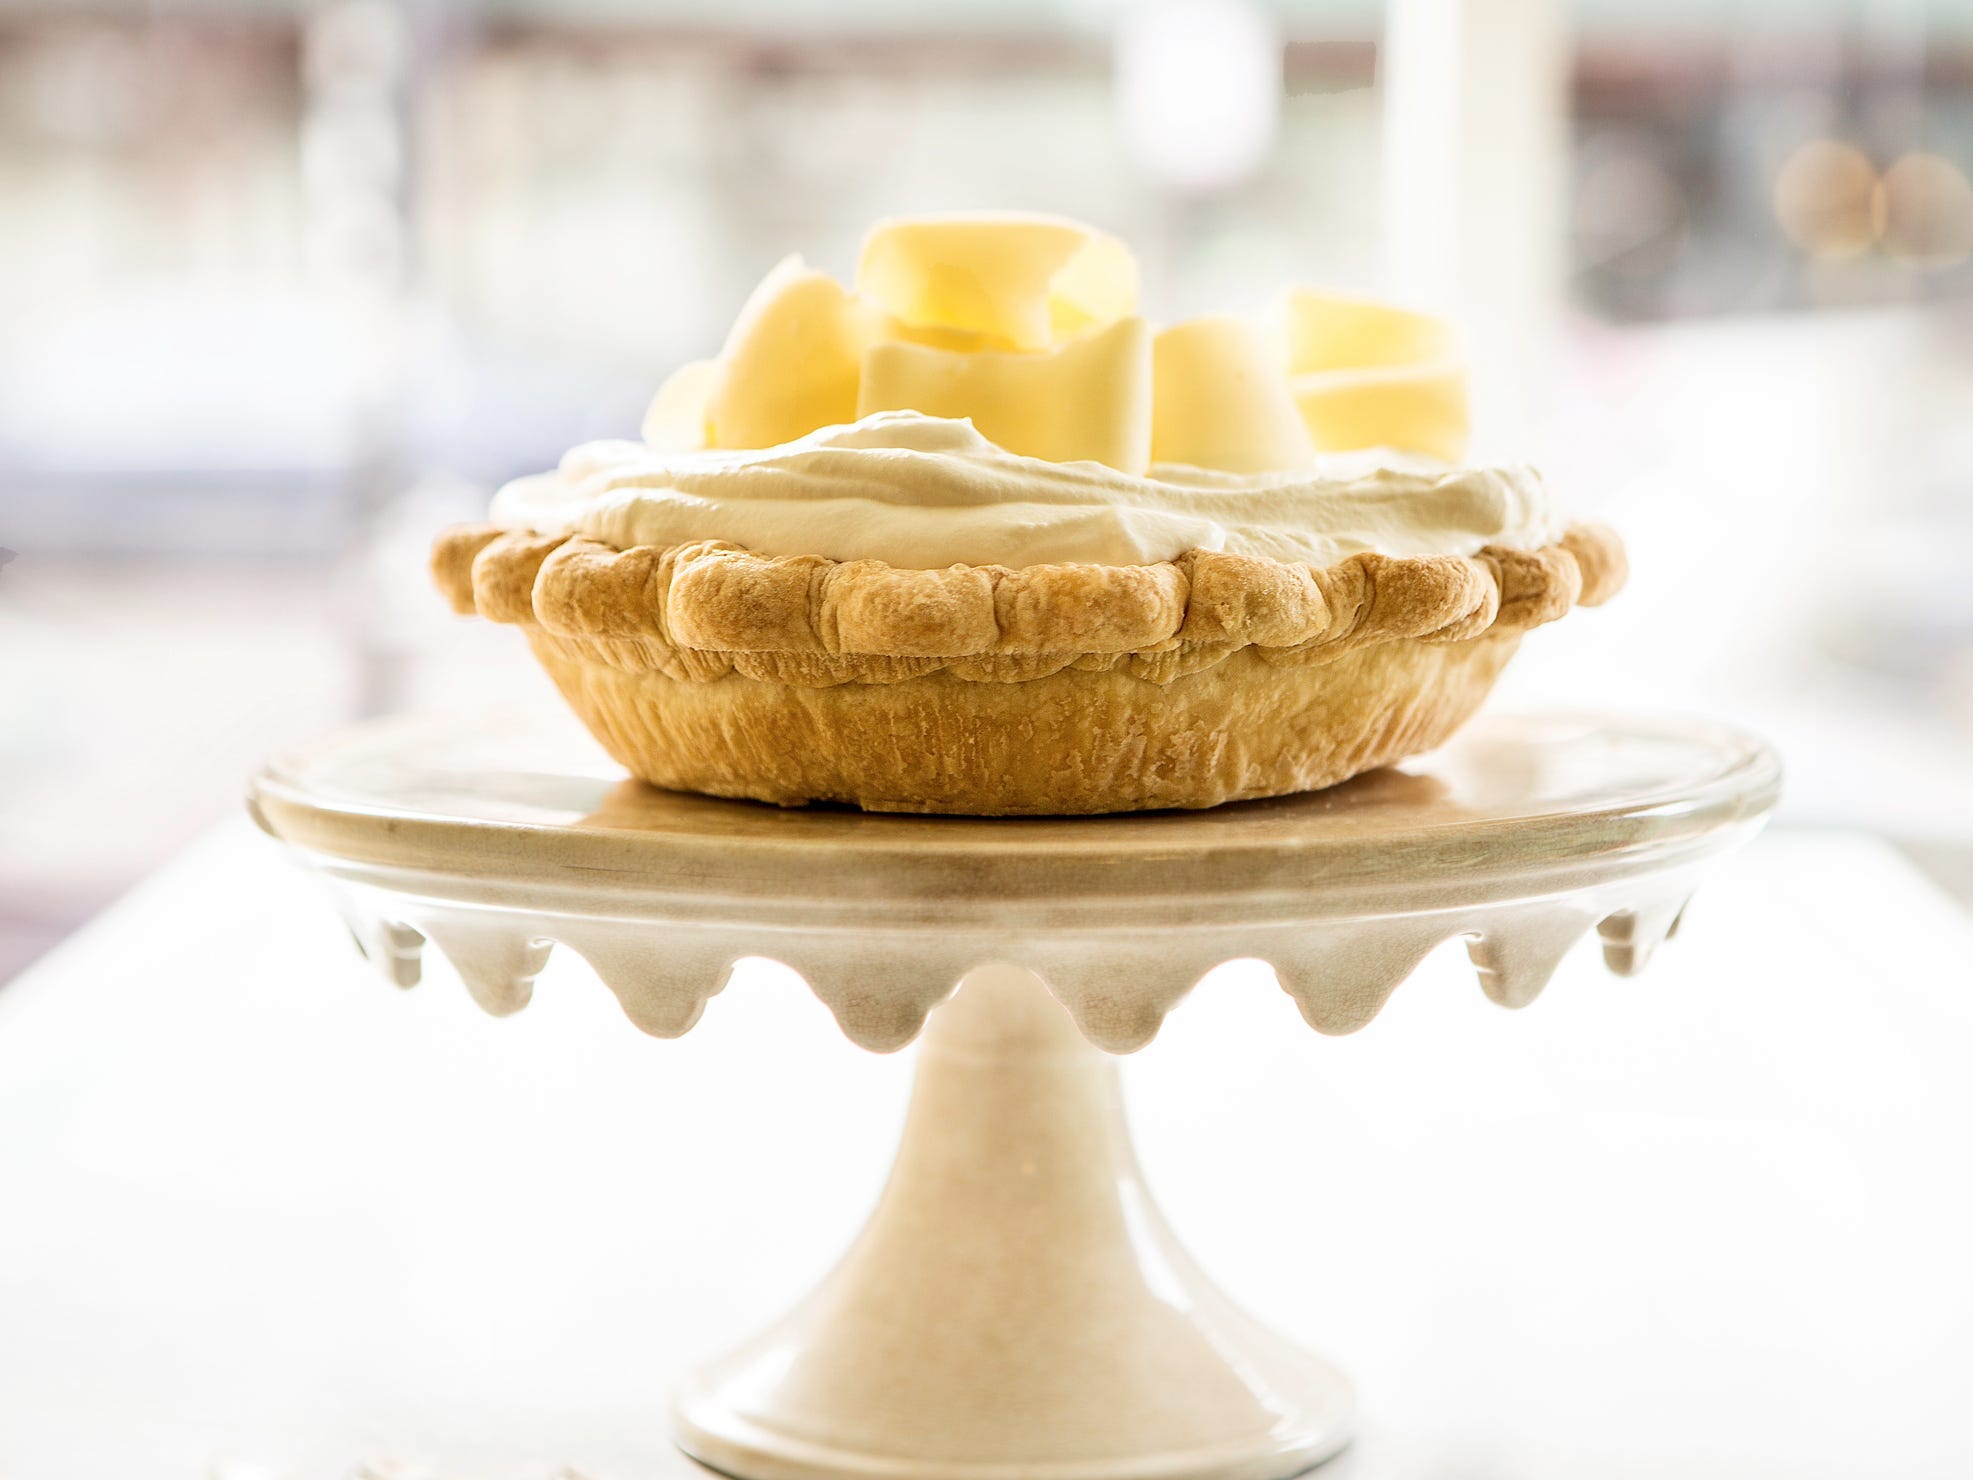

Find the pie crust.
[{"left": 432, "top": 522, "right": 1625, "bottom": 814}]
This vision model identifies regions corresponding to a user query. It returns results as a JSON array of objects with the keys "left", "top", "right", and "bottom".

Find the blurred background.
[{"left": 2, "top": 0, "right": 1970, "bottom": 980}]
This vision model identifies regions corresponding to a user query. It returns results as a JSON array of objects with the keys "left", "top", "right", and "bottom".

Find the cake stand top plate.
[
  {"left": 248, "top": 711, "right": 1779, "bottom": 1050},
  {"left": 252, "top": 710, "right": 1776, "bottom": 919}
]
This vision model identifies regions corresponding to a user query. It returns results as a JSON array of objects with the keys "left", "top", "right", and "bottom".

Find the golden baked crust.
[
  {"left": 529, "top": 626, "right": 1521, "bottom": 814},
  {"left": 432, "top": 522, "right": 1623, "bottom": 687},
  {"left": 430, "top": 522, "right": 1623, "bottom": 814}
]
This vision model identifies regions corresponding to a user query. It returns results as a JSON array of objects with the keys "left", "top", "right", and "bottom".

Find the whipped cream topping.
[{"left": 490, "top": 411, "right": 1562, "bottom": 570}]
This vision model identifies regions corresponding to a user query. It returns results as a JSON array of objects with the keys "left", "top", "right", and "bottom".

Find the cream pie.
[{"left": 434, "top": 214, "right": 1622, "bottom": 815}]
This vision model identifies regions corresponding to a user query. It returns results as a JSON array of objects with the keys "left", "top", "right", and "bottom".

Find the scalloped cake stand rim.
[{"left": 247, "top": 709, "right": 1780, "bottom": 1480}]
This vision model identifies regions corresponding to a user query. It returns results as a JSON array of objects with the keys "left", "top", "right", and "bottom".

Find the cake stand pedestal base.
[
  {"left": 675, "top": 965, "right": 1353, "bottom": 1480},
  {"left": 253, "top": 712, "right": 1782, "bottom": 1480}
]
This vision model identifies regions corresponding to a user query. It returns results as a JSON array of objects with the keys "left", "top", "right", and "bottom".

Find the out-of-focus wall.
[
  {"left": 6, "top": 2, "right": 1969, "bottom": 526},
  {"left": 1, "top": 0, "right": 1969, "bottom": 983}
]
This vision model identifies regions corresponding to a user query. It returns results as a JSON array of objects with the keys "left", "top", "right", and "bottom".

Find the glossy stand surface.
[{"left": 249, "top": 711, "right": 1780, "bottom": 1480}]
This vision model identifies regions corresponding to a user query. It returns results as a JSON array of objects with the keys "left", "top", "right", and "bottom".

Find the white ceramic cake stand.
[{"left": 249, "top": 710, "right": 1779, "bottom": 1480}]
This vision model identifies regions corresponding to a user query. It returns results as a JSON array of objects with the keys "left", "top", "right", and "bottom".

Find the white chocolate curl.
[
  {"left": 635, "top": 213, "right": 1475, "bottom": 475},
  {"left": 1151, "top": 317, "right": 1316, "bottom": 473},
  {"left": 859, "top": 316, "right": 1152, "bottom": 475},
  {"left": 856, "top": 213, "right": 1138, "bottom": 352}
]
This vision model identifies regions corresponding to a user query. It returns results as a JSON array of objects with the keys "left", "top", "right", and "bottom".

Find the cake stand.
[{"left": 248, "top": 710, "right": 1779, "bottom": 1480}]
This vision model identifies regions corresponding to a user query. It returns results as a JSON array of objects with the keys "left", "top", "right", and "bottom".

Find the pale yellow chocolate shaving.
[
  {"left": 1278, "top": 289, "right": 1455, "bottom": 372},
  {"left": 1276, "top": 288, "right": 1471, "bottom": 460},
  {"left": 1292, "top": 360, "right": 1470, "bottom": 464},
  {"left": 1151, "top": 316, "right": 1317, "bottom": 473},
  {"left": 858, "top": 315, "right": 1153, "bottom": 474},
  {"left": 706, "top": 256, "right": 885, "bottom": 450},
  {"left": 640, "top": 358, "right": 717, "bottom": 450},
  {"left": 856, "top": 213, "right": 1137, "bottom": 352}
]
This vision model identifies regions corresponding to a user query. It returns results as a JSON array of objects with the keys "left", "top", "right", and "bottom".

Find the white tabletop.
[{"left": 2, "top": 820, "right": 1969, "bottom": 1480}]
